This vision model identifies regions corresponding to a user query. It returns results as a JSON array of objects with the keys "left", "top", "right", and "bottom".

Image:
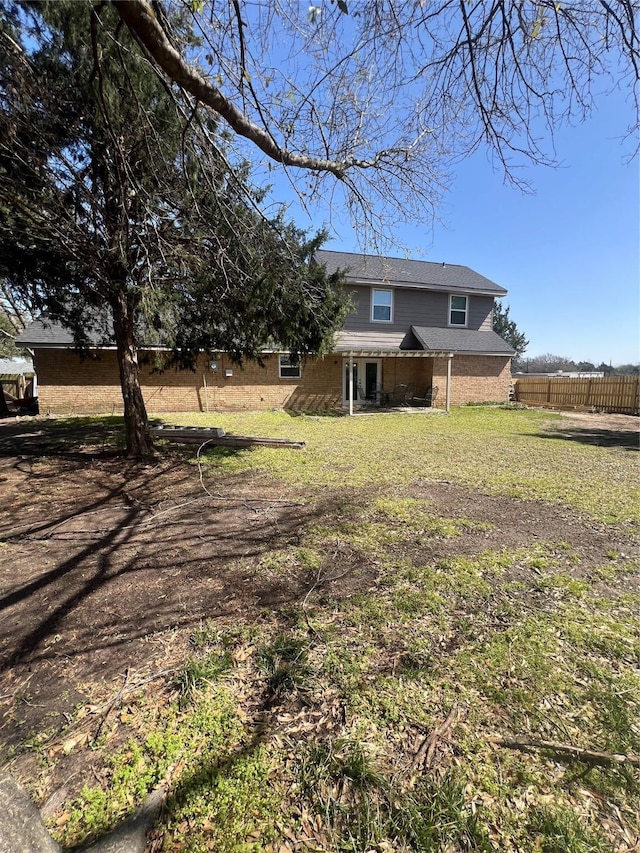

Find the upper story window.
[
  {"left": 279, "top": 354, "right": 301, "bottom": 379},
  {"left": 449, "top": 294, "right": 468, "bottom": 326},
  {"left": 371, "top": 288, "right": 393, "bottom": 322}
]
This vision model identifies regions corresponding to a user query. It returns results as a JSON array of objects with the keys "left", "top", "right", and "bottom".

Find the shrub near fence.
[{"left": 514, "top": 375, "right": 640, "bottom": 415}]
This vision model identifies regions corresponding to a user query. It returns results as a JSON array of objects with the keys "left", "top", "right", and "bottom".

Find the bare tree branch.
[
  {"left": 114, "top": 0, "right": 352, "bottom": 176},
  {"left": 108, "top": 0, "right": 638, "bottom": 246}
]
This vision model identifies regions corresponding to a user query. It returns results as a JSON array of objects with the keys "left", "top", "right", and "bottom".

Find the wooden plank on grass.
[{"left": 150, "top": 426, "right": 305, "bottom": 449}]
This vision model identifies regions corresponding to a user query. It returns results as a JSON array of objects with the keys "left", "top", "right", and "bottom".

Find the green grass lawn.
[
  {"left": 162, "top": 406, "right": 640, "bottom": 524},
  {"left": 27, "top": 407, "right": 640, "bottom": 851}
]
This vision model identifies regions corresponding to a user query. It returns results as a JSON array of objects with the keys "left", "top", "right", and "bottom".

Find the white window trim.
[
  {"left": 278, "top": 354, "right": 301, "bottom": 379},
  {"left": 371, "top": 287, "right": 394, "bottom": 323},
  {"left": 448, "top": 293, "right": 469, "bottom": 327}
]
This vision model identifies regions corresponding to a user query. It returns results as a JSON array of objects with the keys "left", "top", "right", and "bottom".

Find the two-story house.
[
  {"left": 323, "top": 250, "right": 514, "bottom": 411},
  {"left": 16, "top": 250, "right": 514, "bottom": 415}
]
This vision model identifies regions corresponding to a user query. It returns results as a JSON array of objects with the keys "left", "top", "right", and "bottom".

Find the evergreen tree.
[
  {"left": 0, "top": 312, "right": 21, "bottom": 359},
  {"left": 0, "top": 1, "right": 348, "bottom": 455},
  {"left": 493, "top": 302, "right": 529, "bottom": 360}
]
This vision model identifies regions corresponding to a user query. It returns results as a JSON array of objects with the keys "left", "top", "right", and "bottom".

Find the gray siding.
[
  {"left": 473, "top": 297, "right": 494, "bottom": 331},
  {"left": 343, "top": 286, "right": 494, "bottom": 332}
]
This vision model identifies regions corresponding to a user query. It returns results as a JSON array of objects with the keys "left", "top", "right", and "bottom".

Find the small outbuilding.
[{"left": 0, "top": 357, "right": 37, "bottom": 414}]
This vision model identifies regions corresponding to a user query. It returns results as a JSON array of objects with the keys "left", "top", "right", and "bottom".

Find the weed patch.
[
  {"left": 165, "top": 745, "right": 279, "bottom": 852},
  {"left": 173, "top": 652, "right": 234, "bottom": 704},
  {"left": 291, "top": 740, "right": 493, "bottom": 852},
  {"left": 257, "top": 633, "right": 314, "bottom": 698},
  {"left": 51, "top": 689, "right": 244, "bottom": 848}
]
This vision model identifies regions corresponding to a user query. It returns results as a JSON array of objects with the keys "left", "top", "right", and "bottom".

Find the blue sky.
[
  {"left": 400, "top": 88, "right": 640, "bottom": 367},
  {"left": 267, "top": 86, "right": 639, "bottom": 366}
]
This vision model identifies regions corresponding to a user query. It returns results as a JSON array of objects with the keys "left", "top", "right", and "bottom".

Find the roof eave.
[
  {"left": 448, "top": 350, "right": 514, "bottom": 357},
  {"left": 19, "top": 343, "right": 173, "bottom": 352},
  {"left": 336, "top": 349, "right": 454, "bottom": 358},
  {"left": 348, "top": 278, "right": 507, "bottom": 297}
]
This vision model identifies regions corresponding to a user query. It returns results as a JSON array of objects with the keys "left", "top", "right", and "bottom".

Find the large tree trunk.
[{"left": 111, "top": 291, "right": 154, "bottom": 458}]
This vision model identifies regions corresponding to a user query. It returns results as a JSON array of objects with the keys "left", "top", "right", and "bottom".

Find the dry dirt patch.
[
  {"left": 555, "top": 410, "right": 638, "bottom": 431},
  {"left": 0, "top": 452, "right": 319, "bottom": 751},
  {"left": 543, "top": 409, "right": 640, "bottom": 449}
]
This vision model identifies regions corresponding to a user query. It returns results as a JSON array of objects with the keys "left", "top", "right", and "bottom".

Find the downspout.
[
  {"left": 445, "top": 354, "right": 453, "bottom": 413},
  {"left": 348, "top": 354, "right": 354, "bottom": 416}
]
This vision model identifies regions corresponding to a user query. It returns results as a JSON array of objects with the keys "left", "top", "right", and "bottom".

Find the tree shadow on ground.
[
  {"left": 0, "top": 415, "right": 126, "bottom": 459},
  {"left": 0, "top": 438, "right": 343, "bottom": 849},
  {"left": 0, "top": 432, "right": 346, "bottom": 763},
  {"left": 1, "top": 415, "right": 638, "bottom": 852},
  {"left": 536, "top": 427, "right": 639, "bottom": 451}
]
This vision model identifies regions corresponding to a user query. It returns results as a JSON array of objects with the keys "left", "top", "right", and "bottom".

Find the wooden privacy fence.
[
  {"left": 0, "top": 376, "right": 27, "bottom": 400},
  {"left": 514, "top": 375, "right": 639, "bottom": 415}
]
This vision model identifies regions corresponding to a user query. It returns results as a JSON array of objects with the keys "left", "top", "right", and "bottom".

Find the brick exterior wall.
[
  {"left": 33, "top": 349, "right": 343, "bottom": 414},
  {"left": 431, "top": 355, "right": 512, "bottom": 406},
  {"left": 33, "top": 348, "right": 511, "bottom": 414},
  {"left": 379, "top": 358, "right": 433, "bottom": 397}
]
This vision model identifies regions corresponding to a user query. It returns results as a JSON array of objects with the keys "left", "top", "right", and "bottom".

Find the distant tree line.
[{"left": 513, "top": 354, "right": 639, "bottom": 376}]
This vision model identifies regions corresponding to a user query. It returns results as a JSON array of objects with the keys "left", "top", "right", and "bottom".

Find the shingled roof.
[
  {"left": 412, "top": 326, "right": 515, "bottom": 356},
  {"left": 335, "top": 327, "right": 514, "bottom": 356},
  {"left": 15, "top": 319, "right": 100, "bottom": 348},
  {"left": 315, "top": 250, "right": 507, "bottom": 296},
  {"left": 17, "top": 311, "right": 129, "bottom": 348}
]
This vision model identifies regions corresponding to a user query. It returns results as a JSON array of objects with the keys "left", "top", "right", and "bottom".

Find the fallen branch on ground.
[
  {"left": 300, "top": 541, "right": 353, "bottom": 640},
  {"left": 487, "top": 735, "right": 640, "bottom": 767},
  {"left": 156, "top": 427, "right": 305, "bottom": 449},
  {"left": 92, "top": 666, "right": 132, "bottom": 744},
  {"left": 410, "top": 705, "right": 460, "bottom": 774},
  {"left": 21, "top": 667, "right": 179, "bottom": 752}
]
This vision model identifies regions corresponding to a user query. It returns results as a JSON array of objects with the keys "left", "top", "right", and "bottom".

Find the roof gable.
[{"left": 315, "top": 250, "right": 507, "bottom": 296}]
